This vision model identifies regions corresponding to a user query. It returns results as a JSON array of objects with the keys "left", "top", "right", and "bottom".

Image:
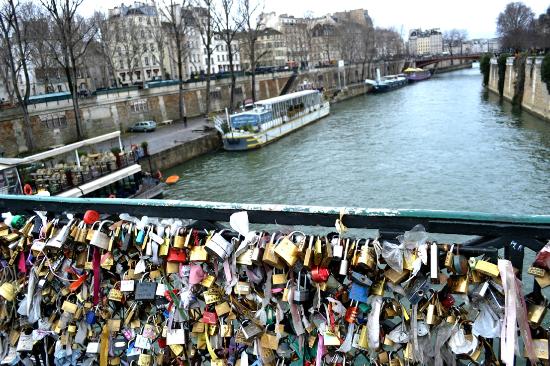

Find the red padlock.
[
  {"left": 440, "top": 293, "right": 455, "bottom": 309},
  {"left": 311, "top": 265, "right": 330, "bottom": 283},
  {"left": 344, "top": 300, "right": 359, "bottom": 323},
  {"left": 83, "top": 210, "right": 100, "bottom": 225},
  {"left": 158, "top": 337, "right": 167, "bottom": 348},
  {"left": 202, "top": 309, "right": 218, "bottom": 325},
  {"left": 167, "top": 248, "right": 187, "bottom": 263}
]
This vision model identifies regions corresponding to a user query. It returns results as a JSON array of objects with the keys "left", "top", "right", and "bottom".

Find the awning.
[
  {"left": 57, "top": 164, "right": 142, "bottom": 198},
  {"left": 0, "top": 131, "right": 121, "bottom": 167}
]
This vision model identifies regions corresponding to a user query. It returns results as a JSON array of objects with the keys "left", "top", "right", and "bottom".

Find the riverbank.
[{"left": 487, "top": 56, "right": 550, "bottom": 122}]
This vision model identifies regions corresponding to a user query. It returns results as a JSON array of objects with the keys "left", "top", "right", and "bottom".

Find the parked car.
[{"left": 128, "top": 121, "right": 157, "bottom": 132}]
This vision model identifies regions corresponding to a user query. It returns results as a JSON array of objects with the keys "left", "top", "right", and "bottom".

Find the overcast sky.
[{"left": 83, "top": 0, "right": 549, "bottom": 39}]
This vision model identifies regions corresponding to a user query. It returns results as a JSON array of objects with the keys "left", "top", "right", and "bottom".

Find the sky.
[{"left": 82, "top": 0, "right": 550, "bottom": 39}]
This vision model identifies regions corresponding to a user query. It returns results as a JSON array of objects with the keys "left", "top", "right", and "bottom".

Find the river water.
[{"left": 165, "top": 66, "right": 550, "bottom": 216}]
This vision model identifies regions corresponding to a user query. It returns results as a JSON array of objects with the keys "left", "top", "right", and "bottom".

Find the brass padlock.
[
  {"left": 527, "top": 302, "right": 548, "bottom": 326},
  {"left": 274, "top": 234, "right": 301, "bottom": 267},
  {"left": 234, "top": 281, "right": 251, "bottom": 296},
  {"left": 262, "top": 236, "right": 284, "bottom": 269},
  {"left": 272, "top": 268, "right": 287, "bottom": 288},
  {"left": 371, "top": 277, "right": 386, "bottom": 296},
  {"left": 173, "top": 228, "right": 186, "bottom": 248},
  {"left": 448, "top": 275, "right": 469, "bottom": 294},
  {"left": 303, "top": 235, "right": 314, "bottom": 269}
]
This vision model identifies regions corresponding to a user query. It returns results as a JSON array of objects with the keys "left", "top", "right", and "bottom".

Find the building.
[
  {"left": 408, "top": 28, "right": 443, "bottom": 56},
  {"left": 108, "top": 2, "right": 166, "bottom": 86},
  {"left": 238, "top": 28, "right": 286, "bottom": 70},
  {"left": 263, "top": 12, "right": 311, "bottom": 67}
]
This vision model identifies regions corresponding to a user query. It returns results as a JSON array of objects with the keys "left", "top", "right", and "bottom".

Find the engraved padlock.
[
  {"left": 90, "top": 220, "right": 113, "bottom": 250},
  {"left": 339, "top": 239, "right": 351, "bottom": 276},
  {"left": 241, "top": 320, "right": 262, "bottom": 340},
  {"left": 293, "top": 272, "right": 311, "bottom": 304},
  {"left": 274, "top": 232, "right": 302, "bottom": 267},
  {"left": 250, "top": 233, "right": 265, "bottom": 264},
  {"left": 205, "top": 230, "right": 234, "bottom": 260}
]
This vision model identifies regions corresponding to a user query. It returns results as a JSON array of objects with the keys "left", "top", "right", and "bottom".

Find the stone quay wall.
[
  {"left": 0, "top": 60, "right": 406, "bottom": 157},
  {"left": 488, "top": 56, "right": 550, "bottom": 122}
]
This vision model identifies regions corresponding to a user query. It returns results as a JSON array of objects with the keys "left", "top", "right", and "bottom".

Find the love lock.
[
  {"left": 274, "top": 232, "right": 303, "bottom": 267},
  {"left": 205, "top": 230, "right": 234, "bottom": 260},
  {"left": 89, "top": 220, "right": 113, "bottom": 250},
  {"left": 293, "top": 271, "right": 311, "bottom": 304}
]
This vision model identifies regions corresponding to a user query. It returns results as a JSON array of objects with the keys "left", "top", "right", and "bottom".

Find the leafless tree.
[
  {"left": 443, "top": 29, "right": 467, "bottom": 64},
  {"left": 0, "top": 0, "right": 35, "bottom": 150},
  {"left": 238, "top": 0, "right": 266, "bottom": 102},
  {"left": 357, "top": 24, "right": 375, "bottom": 79},
  {"left": 150, "top": 17, "right": 167, "bottom": 80},
  {"left": 336, "top": 20, "right": 361, "bottom": 81},
  {"left": 497, "top": 2, "right": 535, "bottom": 51},
  {"left": 214, "top": 0, "right": 244, "bottom": 112},
  {"left": 534, "top": 6, "right": 550, "bottom": 50},
  {"left": 39, "top": 0, "right": 97, "bottom": 140},
  {"left": 92, "top": 11, "right": 120, "bottom": 87},
  {"left": 113, "top": 17, "right": 145, "bottom": 85},
  {"left": 193, "top": 0, "right": 215, "bottom": 115},
  {"left": 27, "top": 14, "right": 57, "bottom": 93},
  {"left": 161, "top": 0, "right": 190, "bottom": 125}
]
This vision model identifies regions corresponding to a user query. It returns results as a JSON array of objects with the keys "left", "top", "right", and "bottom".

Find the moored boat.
[
  {"left": 215, "top": 90, "right": 330, "bottom": 151},
  {"left": 0, "top": 132, "right": 164, "bottom": 199},
  {"left": 403, "top": 67, "right": 432, "bottom": 82}
]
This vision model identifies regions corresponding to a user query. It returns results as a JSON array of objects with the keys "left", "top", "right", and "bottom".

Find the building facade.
[
  {"left": 408, "top": 28, "right": 443, "bottom": 56},
  {"left": 238, "top": 28, "right": 286, "bottom": 70},
  {"left": 108, "top": 2, "right": 166, "bottom": 86}
]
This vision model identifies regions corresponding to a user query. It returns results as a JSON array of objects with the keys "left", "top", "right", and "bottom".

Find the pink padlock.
[{"left": 188, "top": 264, "right": 205, "bottom": 285}]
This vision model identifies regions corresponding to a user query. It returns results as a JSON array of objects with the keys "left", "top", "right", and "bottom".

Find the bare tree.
[
  {"left": 193, "top": 0, "right": 215, "bottom": 115},
  {"left": 27, "top": 14, "right": 58, "bottom": 93},
  {"left": 150, "top": 16, "right": 167, "bottom": 80},
  {"left": 39, "top": 0, "right": 97, "bottom": 140},
  {"left": 534, "top": 6, "right": 550, "bottom": 51},
  {"left": 214, "top": 0, "right": 244, "bottom": 112},
  {"left": 238, "top": 0, "right": 265, "bottom": 102},
  {"left": 497, "top": 2, "right": 535, "bottom": 51},
  {"left": 357, "top": 24, "right": 374, "bottom": 79},
  {"left": 0, "top": 0, "right": 35, "bottom": 150},
  {"left": 443, "top": 29, "right": 467, "bottom": 64},
  {"left": 93, "top": 11, "right": 119, "bottom": 87},
  {"left": 161, "top": 0, "right": 190, "bottom": 126},
  {"left": 336, "top": 20, "right": 361, "bottom": 81},
  {"left": 113, "top": 17, "right": 146, "bottom": 85}
]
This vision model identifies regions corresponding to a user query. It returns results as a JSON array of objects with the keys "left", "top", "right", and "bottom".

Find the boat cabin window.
[{"left": 0, "top": 167, "right": 22, "bottom": 195}]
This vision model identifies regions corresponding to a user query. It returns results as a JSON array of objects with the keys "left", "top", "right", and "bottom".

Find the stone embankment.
[{"left": 487, "top": 56, "right": 550, "bottom": 122}]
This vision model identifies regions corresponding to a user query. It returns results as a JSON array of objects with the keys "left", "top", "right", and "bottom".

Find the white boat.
[
  {"left": 216, "top": 90, "right": 330, "bottom": 151},
  {"left": 0, "top": 132, "right": 164, "bottom": 199}
]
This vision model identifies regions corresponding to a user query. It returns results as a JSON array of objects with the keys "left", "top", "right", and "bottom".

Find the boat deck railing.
[{"left": 1, "top": 194, "right": 548, "bottom": 280}]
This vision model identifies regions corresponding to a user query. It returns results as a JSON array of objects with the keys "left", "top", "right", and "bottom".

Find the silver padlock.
[
  {"left": 46, "top": 218, "right": 75, "bottom": 248},
  {"left": 405, "top": 274, "right": 429, "bottom": 305},
  {"left": 293, "top": 272, "right": 310, "bottom": 304},
  {"left": 90, "top": 220, "right": 113, "bottom": 250},
  {"left": 205, "top": 230, "right": 234, "bottom": 260},
  {"left": 339, "top": 239, "right": 350, "bottom": 276},
  {"left": 241, "top": 320, "right": 262, "bottom": 340},
  {"left": 333, "top": 237, "right": 343, "bottom": 258}
]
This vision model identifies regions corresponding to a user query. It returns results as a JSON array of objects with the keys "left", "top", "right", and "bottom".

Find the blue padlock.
[
  {"left": 349, "top": 282, "right": 369, "bottom": 303},
  {"left": 86, "top": 310, "right": 97, "bottom": 325}
]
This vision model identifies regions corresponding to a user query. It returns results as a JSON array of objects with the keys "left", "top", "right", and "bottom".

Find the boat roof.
[
  {"left": 57, "top": 164, "right": 142, "bottom": 198},
  {"left": 0, "top": 131, "right": 121, "bottom": 169},
  {"left": 256, "top": 90, "right": 319, "bottom": 106}
]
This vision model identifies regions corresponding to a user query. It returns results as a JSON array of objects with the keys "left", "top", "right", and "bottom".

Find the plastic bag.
[
  {"left": 382, "top": 225, "right": 428, "bottom": 273},
  {"left": 448, "top": 327, "right": 477, "bottom": 355},
  {"left": 472, "top": 303, "right": 501, "bottom": 338}
]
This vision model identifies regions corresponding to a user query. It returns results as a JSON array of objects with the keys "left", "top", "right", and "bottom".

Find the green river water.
[{"left": 165, "top": 66, "right": 550, "bottom": 216}]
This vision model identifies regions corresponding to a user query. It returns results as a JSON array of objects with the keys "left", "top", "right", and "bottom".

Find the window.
[
  {"left": 210, "top": 89, "right": 221, "bottom": 99},
  {"left": 40, "top": 112, "right": 67, "bottom": 129},
  {"left": 144, "top": 57, "right": 149, "bottom": 66},
  {"left": 150, "top": 43, "right": 155, "bottom": 52},
  {"left": 57, "top": 85, "right": 63, "bottom": 92},
  {"left": 130, "top": 99, "right": 149, "bottom": 113}
]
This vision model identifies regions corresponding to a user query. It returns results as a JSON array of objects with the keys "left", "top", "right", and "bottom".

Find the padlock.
[
  {"left": 202, "top": 308, "right": 218, "bottom": 325},
  {"left": 108, "top": 283, "right": 124, "bottom": 302},
  {"left": 405, "top": 274, "right": 429, "bottom": 305},
  {"left": 173, "top": 228, "right": 186, "bottom": 248},
  {"left": 90, "top": 220, "right": 113, "bottom": 250},
  {"left": 274, "top": 233, "right": 301, "bottom": 267},
  {"left": 189, "top": 244, "right": 209, "bottom": 262},
  {"left": 263, "top": 235, "right": 284, "bottom": 269},
  {"left": 448, "top": 275, "right": 469, "bottom": 294},
  {"left": 313, "top": 236, "right": 323, "bottom": 265},
  {"left": 339, "top": 239, "right": 351, "bottom": 276},
  {"left": 356, "top": 239, "right": 376, "bottom": 270},
  {"left": 167, "top": 247, "right": 187, "bottom": 263},
  {"left": 527, "top": 302, "right": 547, "bottom": 326},
  {"left": 251, "top": 234, "right": 265, "bottom": 264},
  {"left": 220, "top": 318, "right": 233, "bottom": 337},
  {"left": 47, "top": 219, "right": 75, "bottom": 248},
  {"left": 260, "top": 325, "right": 279, "bottom": 350},
  {"left": 303, "top": 235, "right": 314, "bottom": 269},
  {"left": 236, "top": 246, "right": 254, "bottom": 265},
  {"left": 241, "top": 320, "right": 262, "bottom": 340},
  {"left": 371, "top": 277, "right": 386, "bottom": 297},
  {"left": 234, "top": 281, "right": 251, "bottom": 296},
  {"left": 272, "top": 268, "right": 288, "bottom": 288},
  {"left": 353, "top": 324, "right": 368, "bottom": 350},
  {"left": 311, "top": 265, "right": 330, "bottom": 283},
  {"left": 205, "top": 231, "right": 234, "bottom": 260},
  {"left": 333, "top": 237, "right": 344, "bottom": 258},
  {"left": 83, "top": 210, "right": 100, "bottom": 225},
  {"left": 293, "top": 272, "right": 310, "bottom": 304},
  {"left": 321, "top": 237, "right": 333, "bottom": 267},
  {"left": 384, "top": 268, "right": 410, "bottom": 285},
  {"left": 344, "top": 300, "right": 359, "bottom": 323}
]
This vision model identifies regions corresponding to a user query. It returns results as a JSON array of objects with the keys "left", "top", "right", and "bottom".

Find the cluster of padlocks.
[{"left": 0, "top": 209, "right": 549, "bottom": 365}]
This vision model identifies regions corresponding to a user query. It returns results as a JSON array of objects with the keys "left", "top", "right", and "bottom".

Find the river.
[{"left": 165, "top": 65, "right": 550, "bottom": 216}]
